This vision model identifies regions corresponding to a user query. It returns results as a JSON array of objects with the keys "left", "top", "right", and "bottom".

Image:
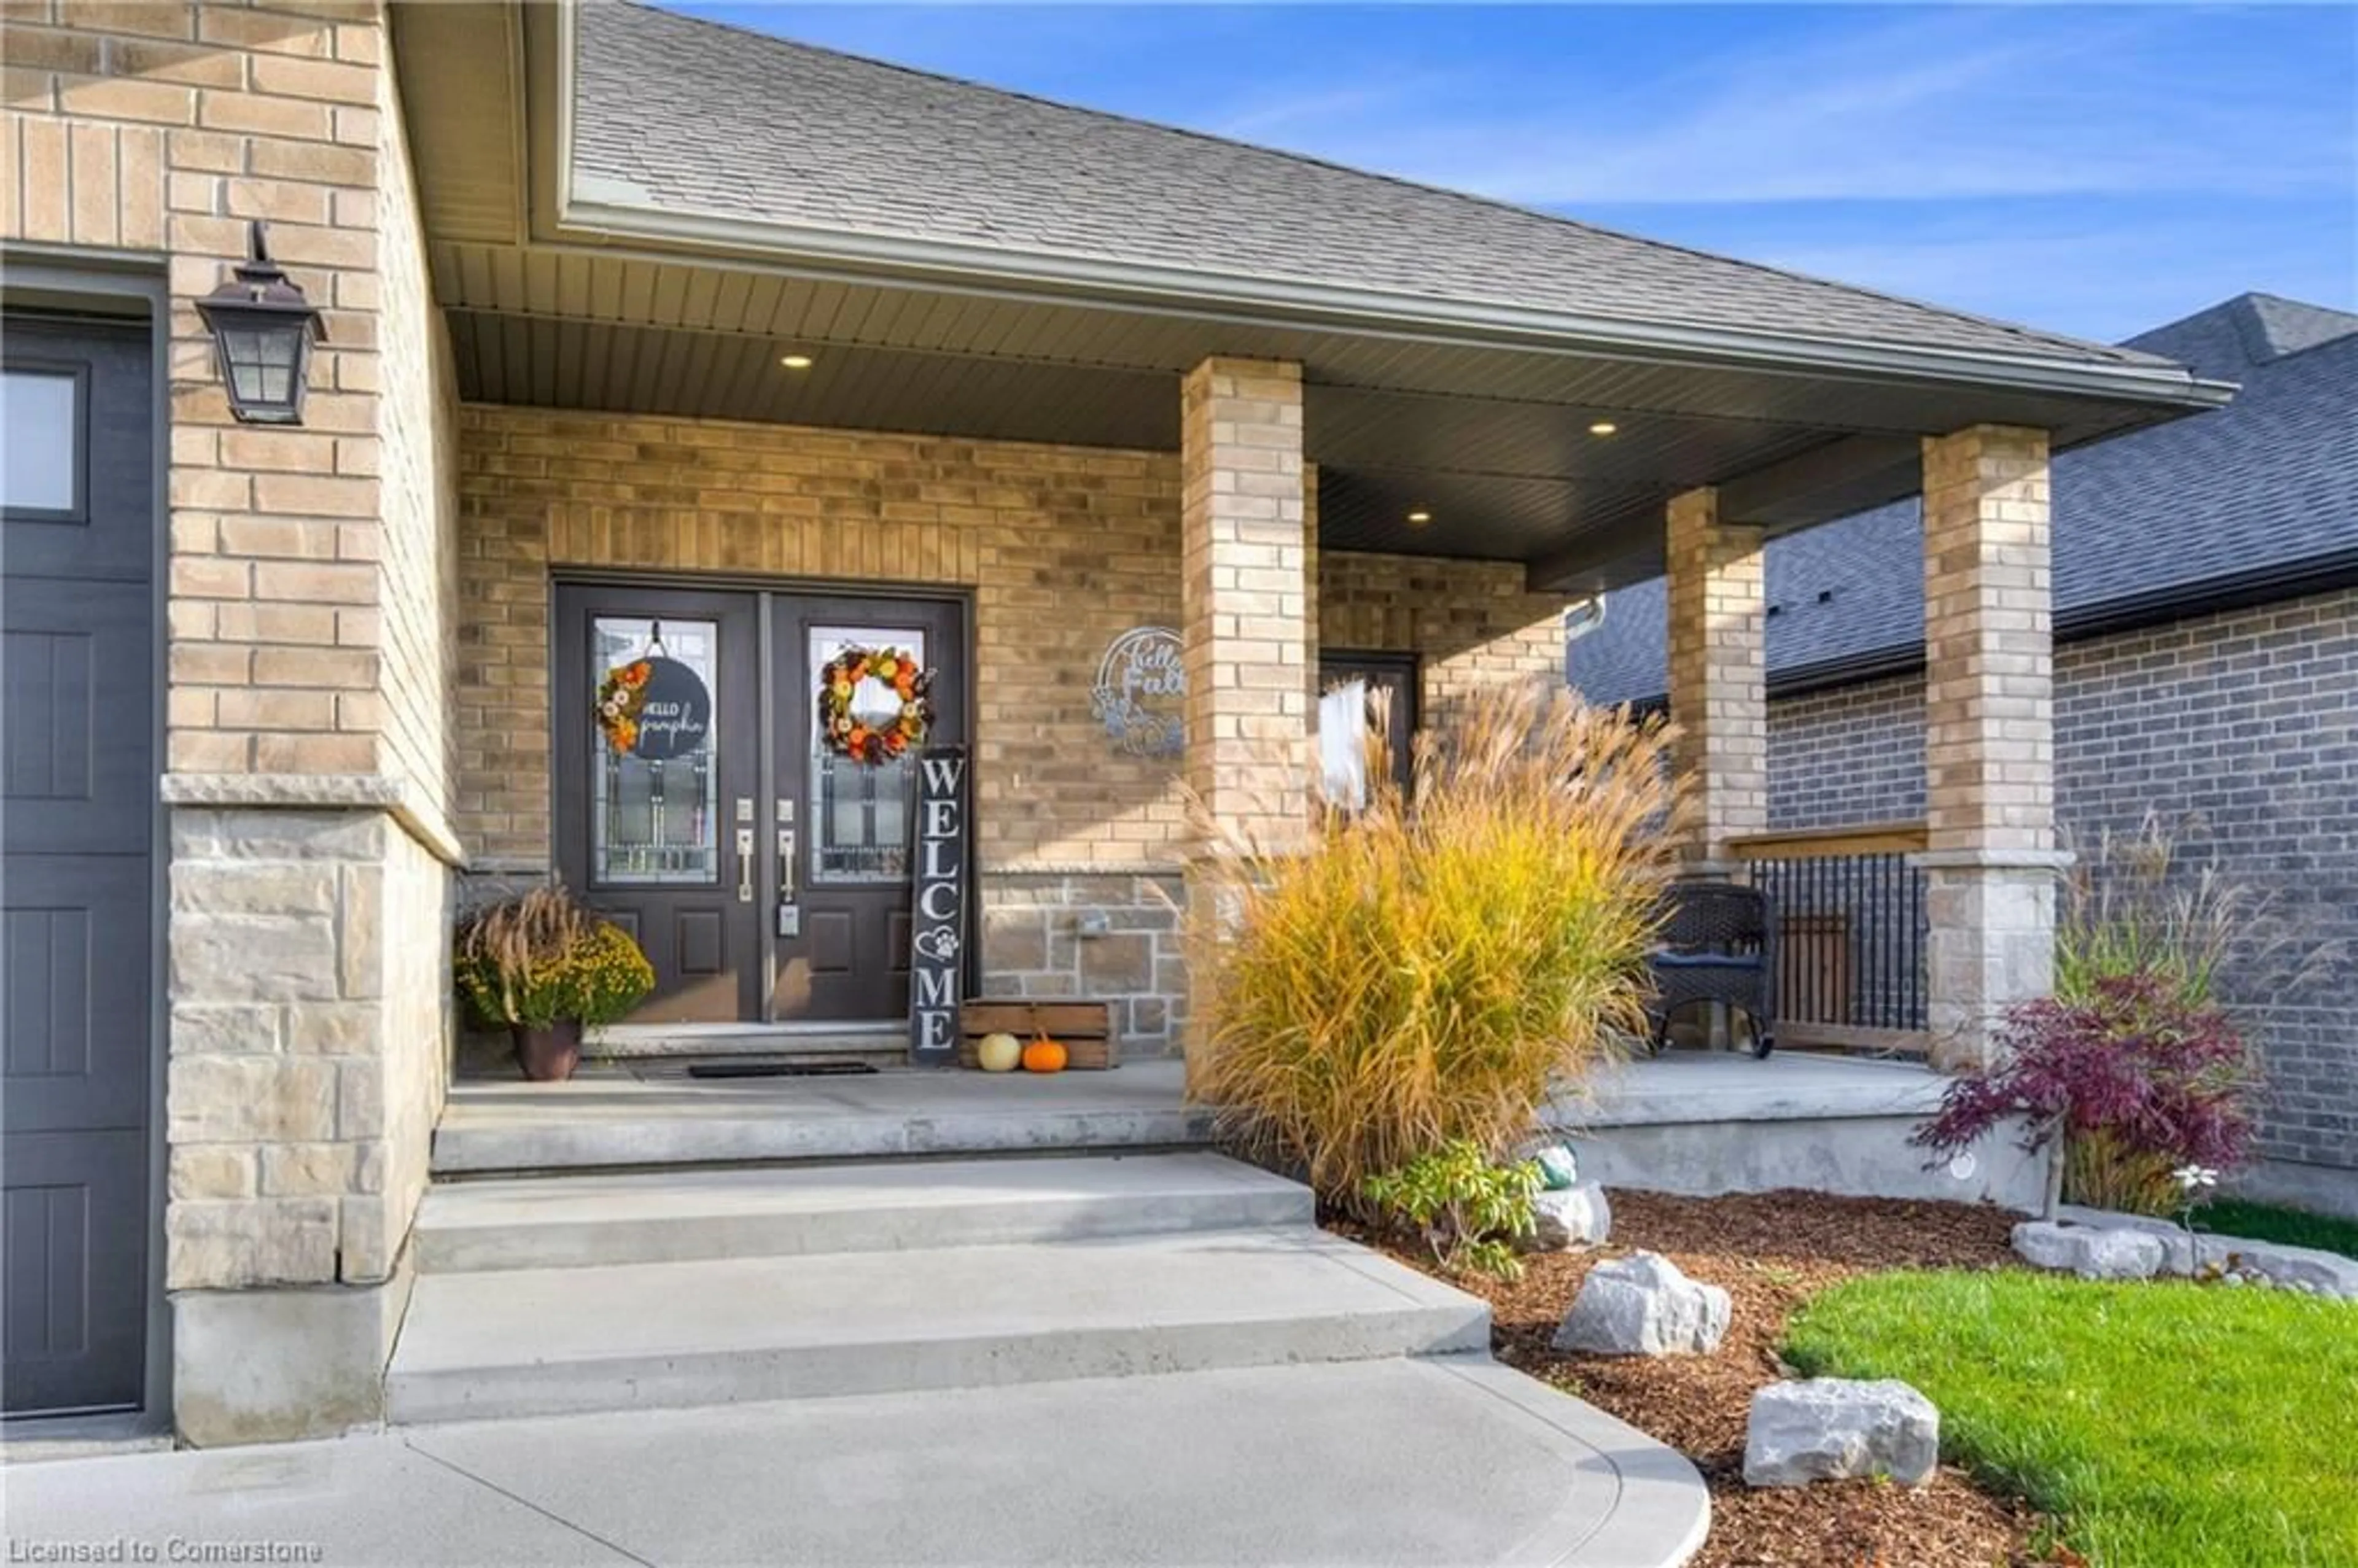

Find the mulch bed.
[{"left": 1335, "top": 1190, "right": 2061, "bottom": 1568}]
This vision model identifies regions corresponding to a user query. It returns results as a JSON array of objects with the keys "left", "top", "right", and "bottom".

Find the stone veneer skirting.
[{"left": 978, "top": 871, "right": 1188, "bottom": 1055}]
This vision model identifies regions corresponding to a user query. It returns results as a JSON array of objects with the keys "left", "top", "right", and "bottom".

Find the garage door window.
[{"left": 1, "top": 367, "right": 84, "bottom": 519}]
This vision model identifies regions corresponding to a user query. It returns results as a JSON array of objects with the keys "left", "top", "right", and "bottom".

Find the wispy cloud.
[{"left": 1244, "top": 9, "right": 2350, "bottom": 206}]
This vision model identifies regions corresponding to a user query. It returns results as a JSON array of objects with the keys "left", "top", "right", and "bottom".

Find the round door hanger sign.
[{"left": 597, "top": 650, "right": 712, "bottom": 761}]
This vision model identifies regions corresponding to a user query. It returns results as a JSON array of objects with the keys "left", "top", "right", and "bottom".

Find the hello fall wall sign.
[{"left": 908, "top": 746, "right": 969, "bottom": 1063}]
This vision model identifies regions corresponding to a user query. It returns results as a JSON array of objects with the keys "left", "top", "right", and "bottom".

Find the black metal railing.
[{"left": 1730, "top": 824, "right": 1929, "bottom": 1052}]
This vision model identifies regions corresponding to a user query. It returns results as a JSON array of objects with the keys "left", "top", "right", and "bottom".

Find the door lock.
[{"left": 776, "top": 828, "right": 800, "bottom": 937}]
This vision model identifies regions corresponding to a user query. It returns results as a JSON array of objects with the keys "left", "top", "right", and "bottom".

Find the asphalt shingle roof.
[
  {"left": 582, "top": 4, "right": 2168, "bottom": 370},
  {"left": 1568, "top": 294, "right": 2358, "bottom": 707}
]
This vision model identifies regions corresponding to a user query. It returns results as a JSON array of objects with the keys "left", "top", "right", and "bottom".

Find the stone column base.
[
  {"left": 1917, "top": 849, "right": 2071, "bottom": 1073},
  {"left": 171, "top": 1258, "right": 413, "bottom": 1448}
]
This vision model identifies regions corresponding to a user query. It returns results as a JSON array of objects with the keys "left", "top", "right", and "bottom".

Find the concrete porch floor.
[{"left": 432, "top": 1049, "right": 2039, "bottom": 1208}]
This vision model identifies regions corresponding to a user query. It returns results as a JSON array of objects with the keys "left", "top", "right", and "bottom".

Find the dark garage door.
[{"left": 2, "top": 316, "right": 155, "bottom": 1416}]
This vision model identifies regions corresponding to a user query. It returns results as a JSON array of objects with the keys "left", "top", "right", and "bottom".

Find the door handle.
[
  {"left": 778, "top": 828, "right": 796, "bottom": 901},
  {"left": 735, "top": 828, "right": 755, "bottom": 902}
]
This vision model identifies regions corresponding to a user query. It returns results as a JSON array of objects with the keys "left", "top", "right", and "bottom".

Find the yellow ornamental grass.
[{"left": 1186, "top": 681, "right": 1683, "bottom": 1203}]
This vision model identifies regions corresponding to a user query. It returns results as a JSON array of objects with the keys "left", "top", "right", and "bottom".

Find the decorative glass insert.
[
  {"left": 809, "top": 624, "right": 927, "bottom": 883},
  {"left": 1, "top": 370, "right": 79, "bottom": 513},
  {"left": 591, "top": 615, "right": 720, "bottom": 885}
]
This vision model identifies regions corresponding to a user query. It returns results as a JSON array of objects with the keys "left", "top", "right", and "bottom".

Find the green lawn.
[
  {"left": 1784, "top": 1270, "right": 2358, "bottom": 1568},
  {"left": 2195, "top": 1199, "right": 2358, "bottom": 1262}
]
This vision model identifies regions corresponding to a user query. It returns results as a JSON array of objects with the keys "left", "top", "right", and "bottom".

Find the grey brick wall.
[
  {"left": 1765, "top": 584, "right": 2358, "bottom": 1175},
  {"left": 1767, "top": 672, "right": 1925, "bottom": 830}
]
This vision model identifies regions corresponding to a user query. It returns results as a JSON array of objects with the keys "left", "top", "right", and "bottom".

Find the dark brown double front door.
[{"left": 554, "top": 583, "right": 965, "bottom": 1025}]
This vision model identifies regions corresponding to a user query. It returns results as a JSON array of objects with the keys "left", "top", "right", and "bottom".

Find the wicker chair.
[{"left": 1643, "top": 881, "right": 1776, "bottom": 1058}]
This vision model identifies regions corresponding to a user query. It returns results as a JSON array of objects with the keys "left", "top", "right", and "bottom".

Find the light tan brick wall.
[
  {"left": 1663, "top": 484, "right": 1767, "bottom": 861},
  {"left": 1922, "top": 424, "right": 2055, "bottom": 855},
  {"left": 1919, "top": 424, "right": 2059, "bottom": 1069},
  {"left": 368, "top": 28, "right": 457, "bottom": 825},
  {"left": 1180, "top": 357, "right": 1311, "bottom": 852},
  {"left": 6, "top": 0, "right": 450, "bottom": 796},
  {"left": 454, "top": 403, "right": 1193, "bottom": 874},
  {"left": 1318, "top": 550, "right": 1571, "bottom": 729},
  {"left": 10, "top": 2, "right": 457, "bottom": 1304},
  {"left": 454, "top": 403, "right": 1570, "bottom": 1024}
]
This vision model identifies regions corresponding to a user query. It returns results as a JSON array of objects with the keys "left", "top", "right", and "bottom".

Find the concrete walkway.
[{"left": 4, "top": 1361, "right": 1708, "bottom": 1566}]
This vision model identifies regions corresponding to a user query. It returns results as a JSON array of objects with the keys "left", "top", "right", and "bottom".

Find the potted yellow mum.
[{"left": 455, "top": 884, "right": 654, "bottom": 1081}]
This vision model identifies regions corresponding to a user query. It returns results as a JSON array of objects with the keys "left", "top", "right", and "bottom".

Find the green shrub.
[
  {"left": 1186, "top": 681, "right": 1678, "bottom": 1202},
  {"left": 1361, "top": 1140, "right": 1541, "bottom": 1280},
  {"left": 455, "top": 885, "right": 654, "bottom": 1028}
]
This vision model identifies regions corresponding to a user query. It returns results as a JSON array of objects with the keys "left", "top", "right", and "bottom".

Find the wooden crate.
[{"left": 958, "top": 999, "right": 1119, "bottom": 1070}]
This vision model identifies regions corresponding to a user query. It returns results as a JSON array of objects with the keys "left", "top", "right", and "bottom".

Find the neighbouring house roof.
[
  {"left": 576, "top": 2, "right": 2170, "bottom": 374},
  {"left": 1568, "top": 294, "right": 2358, "bottom": 706}
]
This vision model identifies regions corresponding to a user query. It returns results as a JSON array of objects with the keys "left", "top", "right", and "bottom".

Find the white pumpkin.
[{"left": 976, "top": 1031, "right": 1023, "bottom": 1073}]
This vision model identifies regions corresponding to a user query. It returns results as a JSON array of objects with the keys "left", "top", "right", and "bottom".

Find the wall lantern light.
[{"left": 195, "top": 222, "right": 326, "bottom": 425}]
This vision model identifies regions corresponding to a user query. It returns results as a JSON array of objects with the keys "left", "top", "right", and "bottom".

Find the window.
[
  {"left": 1318, "top": 654, "right": 1417, "bottom": 810},
  {"left": 590, "top": 616, "right": 721, "bottom": 885},
  {"left": 809, "top": 624, "right": 927, "bottom": 883},
  {"left": 1, "top": 368, "right": 84, "bottom": 516}
]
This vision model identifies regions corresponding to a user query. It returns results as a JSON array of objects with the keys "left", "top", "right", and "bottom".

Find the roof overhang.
[{"left": 392, "top": 1, "right": 2233, "bottom": 591}]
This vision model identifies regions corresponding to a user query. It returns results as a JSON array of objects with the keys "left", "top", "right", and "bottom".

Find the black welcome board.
[{"left": 908, "top": 745, "right": 969, "bottom": 1063}]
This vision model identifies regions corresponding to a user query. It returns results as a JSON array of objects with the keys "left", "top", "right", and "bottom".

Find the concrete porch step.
[
  {"left": 385, "top": 1226, "right": 1490, "bottom": 1426},
  {"left": 430, "top": 1058, "right": 1207, "bottom": 1176},
  {"left": 413, "top": 1152, "right": 1312, "bottom": 1273},
  {"left": 583, "top": 1023, "right": 905, "bottom": 1065}
]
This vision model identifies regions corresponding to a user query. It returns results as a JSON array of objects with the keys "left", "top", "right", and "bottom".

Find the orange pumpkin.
[{"left": 1022, "top": 1034, "right": 1068, "bottom": 1074}]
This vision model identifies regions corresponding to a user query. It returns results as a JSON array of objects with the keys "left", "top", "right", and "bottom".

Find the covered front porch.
[{"left": 399, "top": 4, "right": 2227, "bottom": 1082}]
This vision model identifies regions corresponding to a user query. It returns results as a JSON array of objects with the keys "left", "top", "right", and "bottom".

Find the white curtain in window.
[{"left": 1319, "top": 678, "right": 1369, "bottom": 810}]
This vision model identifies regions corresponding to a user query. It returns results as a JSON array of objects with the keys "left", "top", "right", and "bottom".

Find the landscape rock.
[
  {"left": 2044, "top": 1207, "right": 2358, "bottom": 1298},
  {"left": 1523, "top": 1182, "right": 1611, "bottom": 1251},
  {"left": 1553, "top": 1250, "right": 1729, "bottom": 1356},
  {"left": 2011, "top": 1219, "right": 2166, "bottom": 1280},
  {"left": 2233, "top": 1245, "right": 2358, "bottom": 1299},
  {"left": 1744, "top": 1378, "right": 1940, "bottom": 1488}
]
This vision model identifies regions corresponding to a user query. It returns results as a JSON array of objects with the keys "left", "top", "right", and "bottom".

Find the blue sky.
[{"left": 668, "top": 3, "right": 2356, "bottom": 346}]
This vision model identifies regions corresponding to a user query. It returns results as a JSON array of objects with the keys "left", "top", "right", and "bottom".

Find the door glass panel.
[
  {"left": 591, "top": 615, "right": 720, "bottom": 885},
  {"left": 809, "top": 624, "right": 926, "bottom": 884},
  {"left": 1, "top": 370, "right": 79, "bottom": 513}
]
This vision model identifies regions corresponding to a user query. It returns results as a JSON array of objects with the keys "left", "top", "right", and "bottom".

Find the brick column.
[
  {"left": 1178, "top": 357, "right": 1310, "bottom": 1089},
  {"left": 1918, "top": 425, "right": 2068, "bottom": 1069},
  {"left": 1663, "top": 486, "right": 1766, "bottom": 869}
]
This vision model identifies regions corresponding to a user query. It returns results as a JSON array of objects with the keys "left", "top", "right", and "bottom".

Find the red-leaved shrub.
[{"left": 1913, "top": 972, "right": 2259, "bottom": 1214}]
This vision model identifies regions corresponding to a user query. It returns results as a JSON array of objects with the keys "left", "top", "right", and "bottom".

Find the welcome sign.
[{"left": 908, "top": 746, "right": 969, "bottom": 1063}]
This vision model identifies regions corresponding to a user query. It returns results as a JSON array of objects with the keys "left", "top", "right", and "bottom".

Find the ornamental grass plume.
[{"left": 1184, "top": 680, "right": 1682, "bottom": 1206}]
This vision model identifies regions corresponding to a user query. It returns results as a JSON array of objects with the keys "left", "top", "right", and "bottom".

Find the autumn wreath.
[
  {"left": 595, "top": 658, "right": 654, "bottom": 755},
  {"left": 819, "top": 645, "right": 933, "bottom": 764}
]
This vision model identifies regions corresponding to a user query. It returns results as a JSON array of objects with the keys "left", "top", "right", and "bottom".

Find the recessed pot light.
[
  {"left": 780, "top": 353, "right": 815, "bottom": 370},
  {"left": 1406, "top": 510, "right": 1433, "bottom": 526},
  {"left": 1589, "top": 421, "right": 1617, "bottom": 437}
]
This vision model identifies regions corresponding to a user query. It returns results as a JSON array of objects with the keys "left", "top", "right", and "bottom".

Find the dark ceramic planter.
[{"left": 512, "top": 1020, "right": 585, "bottom": 1082}]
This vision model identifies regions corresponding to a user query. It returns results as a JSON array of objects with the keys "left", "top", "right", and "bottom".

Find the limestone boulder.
[
  {"left": 1522, "top": 1182, "right": 1612, "bottom": 1252},
  {"left": 1744, "top": 1378, "right": 1940, "bottom": 1488},
  {"left": 2011, "top": 1219, "right": 2165, "bottom": 1280},
  {"left": 1552, "top": 1251, "right": 1729, "bottom": 1356}
]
